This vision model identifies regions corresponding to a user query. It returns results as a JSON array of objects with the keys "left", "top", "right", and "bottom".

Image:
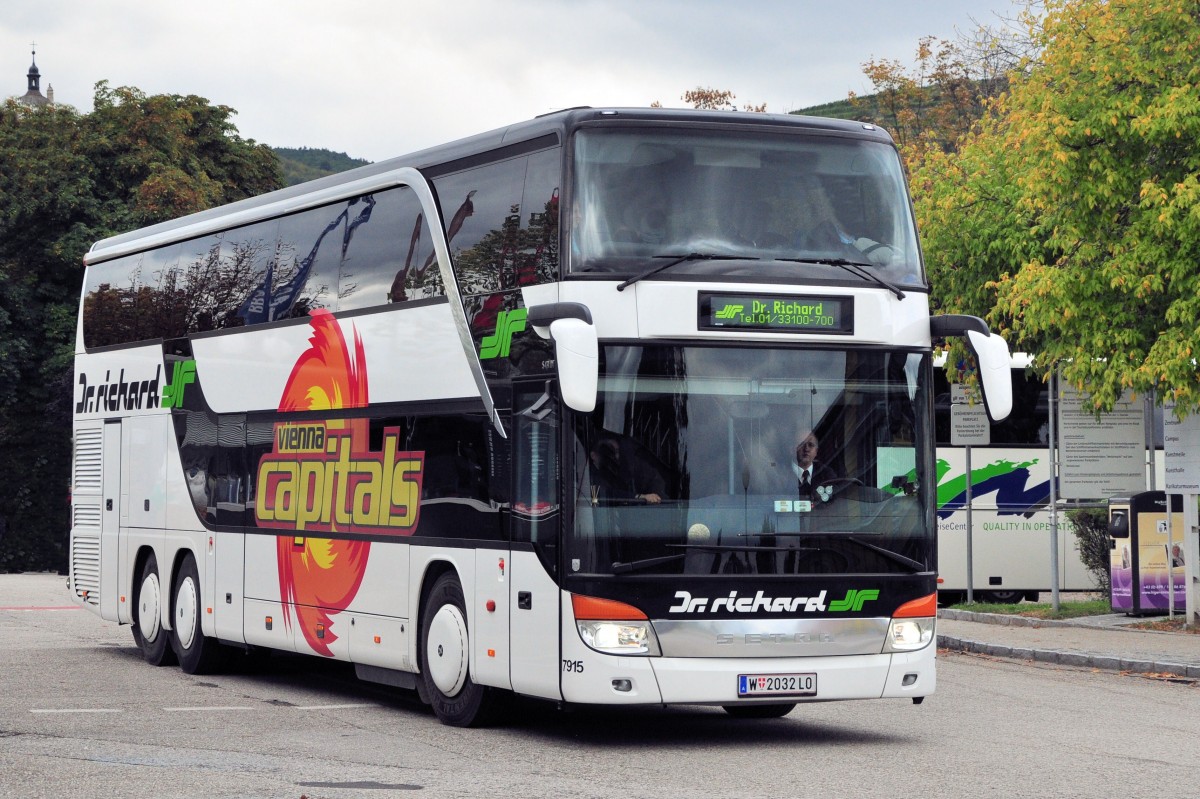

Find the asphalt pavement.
[{"left": 938, "top": 607, "right": 1200, "bottom": 678}]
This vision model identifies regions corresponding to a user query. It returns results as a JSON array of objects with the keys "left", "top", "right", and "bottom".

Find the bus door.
[
  {"left": 99, "top": 420, "right": 124, "bottom": 623},
  {"left": 508, "top": 381, "right": 564, "bottom": 699}
]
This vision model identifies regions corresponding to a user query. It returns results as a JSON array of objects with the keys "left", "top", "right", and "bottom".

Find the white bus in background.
[
  {"left": 932, "top": 357, "right": 1163, "bottom": 604},
  {"left": 69, "top": 107, "right": 1011, "bottom": 726}
]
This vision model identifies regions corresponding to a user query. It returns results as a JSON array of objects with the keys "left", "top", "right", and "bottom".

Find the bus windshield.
[
  {"left": 569, "top": 345, "right": 933, "bottom": 577},
  {"left": 570, "top": 127, "right": 923, "bottom": 287}
]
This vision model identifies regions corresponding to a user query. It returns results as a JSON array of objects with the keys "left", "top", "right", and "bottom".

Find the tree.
[
  {"left": 856, "top": 34, "right": 1017, "bottom": 163},
  {"left": 653, "top": 87, "right": 767, "bottom": 112},
  {"left": 0, "top": 84, "right": 281, "bottom": 572},
  {"left": 914, "top": 0, "right": 1200, "bottom": 414}
]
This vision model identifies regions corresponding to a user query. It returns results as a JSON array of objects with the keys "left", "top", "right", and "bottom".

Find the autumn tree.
[
  {"left": 856, "top": 33, "right": 1018, "bottom": 162},
  {"left": 0, "top": 84, "right": 281, "bottom": 571},
  {"left": 653, "top": 87, "right": 767, "bottom": 112},
  {"left": 915, "top": 0, "right": 1200, "bottom": 413}
]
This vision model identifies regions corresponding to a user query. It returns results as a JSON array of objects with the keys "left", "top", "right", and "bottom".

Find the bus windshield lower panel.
[{"left": 569, "top": 345, "right": 933, "bottom": 577}]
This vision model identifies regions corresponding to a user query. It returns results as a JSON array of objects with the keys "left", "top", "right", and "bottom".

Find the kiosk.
[{"left": 1108, "top": 491, "right": 1186, "bottom": 615}]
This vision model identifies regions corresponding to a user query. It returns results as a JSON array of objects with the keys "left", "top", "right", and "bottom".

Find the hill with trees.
[{"left": 272, "top": 146, "right": 371, "bottom": 186}]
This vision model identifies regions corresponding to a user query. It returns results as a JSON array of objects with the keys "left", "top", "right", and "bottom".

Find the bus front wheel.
[
  {"left": 420, "top": 572, "right": 499, "bottom": 727},
  {"left": 132, "top": 552, "right": 176, "bottom": 667},
  {"left": 171, "top": 555, "right": 222, "bottom": 675}
]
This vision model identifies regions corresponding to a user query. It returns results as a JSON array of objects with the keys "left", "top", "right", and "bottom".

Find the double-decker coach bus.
[{"left": 69, "top": 108, "right": 1011, "bottom": 725}]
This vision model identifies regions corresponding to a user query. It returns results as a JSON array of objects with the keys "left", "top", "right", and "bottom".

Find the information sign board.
[{"left": 1057, "top": 384, "right": 1145, "bottom": 499}]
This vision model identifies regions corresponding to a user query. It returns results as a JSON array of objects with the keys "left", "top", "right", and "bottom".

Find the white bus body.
[{"left": 70, "top": 108, "right": 1010, "bottom": 725}]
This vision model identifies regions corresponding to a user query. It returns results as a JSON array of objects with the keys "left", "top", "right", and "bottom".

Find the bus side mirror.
[
  {"left": 965, "top": 328, "right": 1012, "bottom": 423},
  {"left": 930, "top": 314, "right": 1013, "bottom": 423},
  {"left": 527, "top": 303, "right": 598, "bottom": 413},
  {"left": 548, "top": 318, "right": 598, "bottom": 413}
]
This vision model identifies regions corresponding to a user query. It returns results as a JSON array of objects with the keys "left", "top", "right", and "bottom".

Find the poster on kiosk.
[{"left": 1108, "top": 491, "right": 1186, "bottom": 614}]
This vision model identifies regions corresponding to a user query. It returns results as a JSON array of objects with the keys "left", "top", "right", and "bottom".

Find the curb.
[
  {"left": 936, "top": 633, "right": 1200, "bottom": 679},
  {"left": 937, "top": 608, "right": 1124, "bottom": 629}
]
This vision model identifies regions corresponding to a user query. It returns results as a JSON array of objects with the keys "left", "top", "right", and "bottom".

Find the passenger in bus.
[
  {"left": 588, "top": 436, "right": 666, "bottom": 504},
  {"left": 793, "top": 429, "right": 836, "bottom": 499}
]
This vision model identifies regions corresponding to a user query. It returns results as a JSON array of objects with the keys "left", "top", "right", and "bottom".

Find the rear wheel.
[
  {"left": 420, "top": 573, "right": 500, "bottom": 727},
  {"left": 171, "top": 555, "right": 222, "bottom": 674},
  {"left": 981, "top": 589, "right": 1025, "bottom": 604},
  {"left": 132, "top": 552, "right": 175, "bottom": 666},
  {"left": 722, "top": 703, "right": 796, "bottom": 719}
]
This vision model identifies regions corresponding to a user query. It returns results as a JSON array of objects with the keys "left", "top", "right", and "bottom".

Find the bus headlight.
[
  {"left": 572, "top": 594, "right": 661, "bottom": 656},
  {"left": 883, "top": 593, "right": 937, "bottom": 653},
  {"left": 884, "top": 618, "right": 934, "bottom": 652}
]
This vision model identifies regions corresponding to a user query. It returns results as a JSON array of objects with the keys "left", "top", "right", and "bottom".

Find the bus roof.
[{"left": 85, "top": 108, "right": 897, "bottom": 265}]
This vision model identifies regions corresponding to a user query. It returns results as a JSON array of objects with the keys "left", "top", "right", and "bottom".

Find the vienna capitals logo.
[{"left": 479, "top": 309, "right": 527, "bottom": 360}]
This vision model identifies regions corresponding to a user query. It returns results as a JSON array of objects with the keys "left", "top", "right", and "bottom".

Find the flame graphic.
[{"left": 276, "top": 310, "right": 370, "bottom": 656}]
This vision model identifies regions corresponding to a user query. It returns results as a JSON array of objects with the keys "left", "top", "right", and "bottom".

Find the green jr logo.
[
  {"left": 479, "top": 309, "right": 527, "bottom": 360},
  {"left": 829, "top": 589, "right": 880, "bottom": 612},
  {"left": 714, "top": 304, "right": 744, "bottom": 320},
  {"left": 162, "top": 359, "right": 197, "bottom": 409}
]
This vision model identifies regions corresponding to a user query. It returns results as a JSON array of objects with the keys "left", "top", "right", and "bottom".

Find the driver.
[{"left": 793, "top": 429, "right": 836, "bottom": 499}]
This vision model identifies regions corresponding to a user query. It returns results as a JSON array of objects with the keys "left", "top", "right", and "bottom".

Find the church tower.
[{"left": 19, "top": 46, "right": 50, "bottom": 107}]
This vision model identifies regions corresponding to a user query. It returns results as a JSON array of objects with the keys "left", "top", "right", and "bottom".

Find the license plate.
[{"left": 737, "top": 672, "right": 817, "bottom": 698}]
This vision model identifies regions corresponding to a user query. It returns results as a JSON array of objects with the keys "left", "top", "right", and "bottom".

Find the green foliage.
[
  {"left": 0, "top": 83, "right": 282, "bottom": 572},
  {"left": 915, "top": 0, "right": 1200, "bottom": 415},
  {"left": 273, "top": 146, "right": 370, "bottom": 186},
  {"left": 1066, "top": 507, "right": 1112, "bottom": 594}
]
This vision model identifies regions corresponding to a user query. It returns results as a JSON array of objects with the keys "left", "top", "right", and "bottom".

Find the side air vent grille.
[
  {"left": 71, "top": 536, "right": 101, "bottom": 606},
  {"left": 74, "top": 428, "right": 103, "bottom": 493}
]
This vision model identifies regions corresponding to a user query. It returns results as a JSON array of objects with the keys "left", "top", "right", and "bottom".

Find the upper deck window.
[{"left": 569, "top": 127, "right": 923, "bottom": 289}]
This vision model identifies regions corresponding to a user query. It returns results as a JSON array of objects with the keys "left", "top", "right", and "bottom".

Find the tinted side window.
[
  {"left": 83, "top": 243, "right": 183, "bottom": 347},
  {"left": 403, "top": 414, "right": 504, "bottom": 541},
  {"left": 338, "top": 187, "right": 427, "bottom": 312},
  {"left": 392, "top": 191, "right": 443, "bottom": 303},
  {"left": 433, "top": 158, "right": 527, "bottom": 297},
  {"left": 518, "top": 149, "right": 561, "bottom": 286},
  {"left": 173, "top": 226, "right": 277, "bottom": 334},
  {"left": 219, "top": 219, "right": 279, "bottom": 327},
  {"left": 273, "top": 204, "right": 345, "bottom": 318}
]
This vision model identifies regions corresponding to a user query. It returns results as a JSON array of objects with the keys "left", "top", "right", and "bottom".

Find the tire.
[
  {"left": 981, "top": 590, "right": 1025, "bottom": 604},
  {"left": 420, "top": 573, "right": 500, "bottom": 727},
  {"left": 171, "top": 555, "right": 222, "bottom": 675},
  {"left": 131, "top": 552, "right": 176, "bottom": 666},
  {"left": 722, "top": 703, "right": 796, "bottom": 719}
]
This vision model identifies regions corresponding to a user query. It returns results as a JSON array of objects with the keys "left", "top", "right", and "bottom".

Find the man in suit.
[{"left": 792, "top": 429, "right": 835, "bottom": 500}]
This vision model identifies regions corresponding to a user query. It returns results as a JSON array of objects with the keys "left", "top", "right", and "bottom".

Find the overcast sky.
[{"left": 6, "top": 0, "right": 1020, "bottom": 163}]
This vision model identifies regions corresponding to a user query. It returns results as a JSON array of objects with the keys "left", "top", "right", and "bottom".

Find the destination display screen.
[{"left": 699, "top": 293, "right": 853, "bottom": 334}]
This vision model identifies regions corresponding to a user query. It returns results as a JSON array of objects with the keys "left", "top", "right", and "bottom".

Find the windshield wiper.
[
  {"left": 779, "top": 257, "right": 905, "bottom": 300},
  {"left": 846, "top": 536, "right": 926, "bottom": 572},
  {"left": 616, "top": 253, "right": 757, "bottom": 292},
  {"left": 763, "top": 533, "right": 926, "bottom": 572}
]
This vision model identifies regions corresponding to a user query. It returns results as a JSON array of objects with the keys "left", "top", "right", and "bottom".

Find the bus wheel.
[
  {"left": 420, "top": 573, "right": 498, "bottom": 727},
  {"left": 981, "top": 590, "right": 1024, "bottom": 604},
  {"left": 171, "top": 556, "right": 222, "bottom": 675},
  {"left": 722, "top": 703, "right": 796, "bottom": 719},
  {"left": 132, "top": 552, "right": 176, "bottom": 666}
]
